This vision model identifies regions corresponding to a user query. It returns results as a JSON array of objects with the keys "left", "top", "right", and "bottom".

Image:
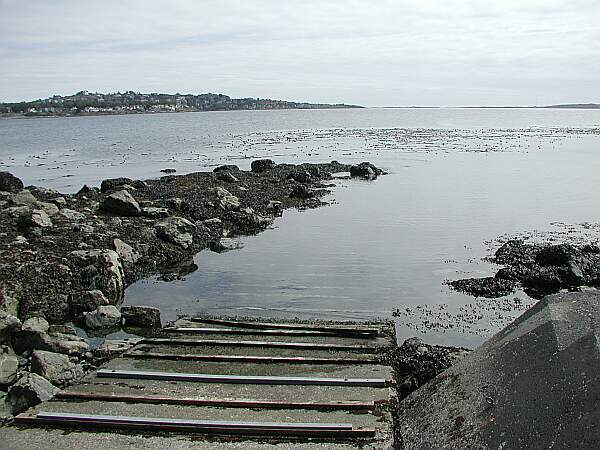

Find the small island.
[{"left": 0, "top": 91, "right": 362, "bottom": 117}]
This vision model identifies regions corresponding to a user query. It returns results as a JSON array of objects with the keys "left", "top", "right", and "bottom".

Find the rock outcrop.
[
  {"left": 0, "top": 172, "right": 24, "bottom": 193},
  {"left": 100, "top": 189, "right": 141, "bottom": 216},
  {"left": 121, "top": 306, "right": 161, "bottom": 328}
]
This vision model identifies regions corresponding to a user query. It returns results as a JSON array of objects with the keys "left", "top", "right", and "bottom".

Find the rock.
[
  {"left": 160, "top": 168, "right": 177, "bottom": 174},
  {"left": 203, "top": 218, "right": 222, "bottom": 225},
  {"left": 448, "top": 277, "right": 516, "bottom": 298},
  {"left": 40, "top": 333, "right": 89, "bottom": 356},
  {"left": 287, "top": 170, "right": 312, "bottom": 183},
  {"left": 219, "top": 194, "right": 241, "bottom": 211},
  {"left": 58, "top": 208, "right": 85, "bottom": 221},
  {"left": 213, "top": 186, "right": 232, "bottom": 198},
  {"left": 9, "top": 235, "right": 28, "bottom": 246},
  {"left": 251, "top": 159, "right": 276, "bottom": 173},
  {"left": 19, "top": 209, "right": 52, "bottom": 228},
  {"left": 217, "top": 171, "right": 239, "bottom": 183},
  {"left": 71, "top": 290, "right": 110, "bottom": 316},
  {"left": 209, "top": 238, "right": 244, "bottom": 253},
  {"left": 31, "top": 350, "right": 83, "bottom": 387},
  {"left": 34, "top": 201, "right": 59, "bottom": 216},
  {"left": 22, "top": 317, "right": 49, "bottom": 334},
  {"left": 267, "top": 200, "right": 283, "bottom": 216},
  {"left": 95, "top": 338, "right": 140, "bottom": 359},
  {"left": 48, "top": 324, "right": 76, "bottom": 336},
  {"left": 155, "top": 217, "right": 196, "bottom": 249},
  {"left": 7, "top": 372, "right": 59, "bottom": 415},
  {"left": 289, "top": 184, "right": 315, "bottom": 199},
  {"left": 52, "top": 196, "right": 67, "bottom": 207},
  {"left": 113, "top": 238, "right": 140, "bottom": 264},
  {"left": 76, "top": 184, "right": 95, "bottom": 195},
  {"left": 100, "top": 177, "right": 133, "bottom": 193},
  {"left": 213, "top": 164, "right": 239, "bottom": 172},
  {"left": 397, "top": 291, "right": 600, "bottom": 450},
  {"left": 71, "top": 249, "right": 125, "bottom": 306},
  {"left": 100, "top": 190, "right": 141, "bottom": 216},
  {"left": 350, "top": 162, "right": 384, "bottom": 179},
  {"left": 0, "top": 172, "right": 24, "bottom": 193},
  {"left": 0, "top": 346, "right": 18, "bottom": 386},
  {"left": 10, "top": 190, "right": 37, "bottom": 205},
  {"left": 141, "top": 206, "right": 169, "bottom": 218},
  {"left": 84, "top": 305, "right": 121, "bottom": 329},
  {"left": 121, "top": 306, "right": 162, "bottom": 328},
  {"left": 0, "top": 311, "right": 21, "bottom": 345}
]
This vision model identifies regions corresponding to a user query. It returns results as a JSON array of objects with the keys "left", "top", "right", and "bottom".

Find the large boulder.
[
  {"left": 19, "top": 209, "right": 52, "bottom": 228},
  {"left": 100, "top": 189, "right": 141, "bottom": 216},
  {"left": 0, "top": 346, "right": 18, "bottom": 387},
  {"left": 113, "top": 238, "right": 140, "bottom": 264},
  {"left": 71, "top": 249, "right": 125, "bottom": 306},
  {"left": 0, "top": 172, "right": 24, "bottom": 193},
  {"left": 121, "top": 306, "right": 161, "bottom": 328},
  {"left": 251, "top": 159, "right": 276, "bottom": 173},
  {"left": 31, "top": 350, "right": 83, "bottom": 387},
  {"left": 100, "top": 177, "right": 133, "bottom": 193},
  {"left": 0, "top": 311, "right": 21, "bottom": 345},
  {"left": 7, "top": 372, "right": 59, "bottom": 414},
  {"left": 349, "top": 162, "right": 384, "bottom": 179},
  {"left": 397, "top": 290, "right": 600, "bottom": 449},
  {"left": 84, "top": 305, "right": 121, "bottom": 329},
  {"left": 70, "top": 290, "right": 110, "bottom": 317},
  {"left": 155, "top": 217, "right": 196, "bottom": 249}
]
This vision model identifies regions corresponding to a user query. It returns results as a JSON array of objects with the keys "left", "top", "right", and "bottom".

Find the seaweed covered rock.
[{"left": 0, "top": 172, "right": 24, "bottom": 193}]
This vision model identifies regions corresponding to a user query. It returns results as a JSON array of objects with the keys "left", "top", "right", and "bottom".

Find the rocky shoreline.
[{"left": 0, "top": 160, "right": 388, "bottom": 420}]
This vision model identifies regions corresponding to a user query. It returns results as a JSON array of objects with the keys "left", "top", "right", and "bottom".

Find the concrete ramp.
[
  {"left": 397, "top": 291, "right": 600, "bottom": 450},
  {"left": 7, "top": 317, "right": 396, "bottom": 449}
]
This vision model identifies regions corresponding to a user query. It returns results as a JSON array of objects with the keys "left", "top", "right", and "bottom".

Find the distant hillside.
[
  {"left": 0, "top": 91, "right": 362, "bottom": 117},
  {"left": 542, "top": 103, "right": 600, "bottom": 109}
]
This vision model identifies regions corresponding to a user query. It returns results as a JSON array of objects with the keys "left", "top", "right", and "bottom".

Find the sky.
[{"left": 1, "top": 0, "right": 599, "bottom": 106}]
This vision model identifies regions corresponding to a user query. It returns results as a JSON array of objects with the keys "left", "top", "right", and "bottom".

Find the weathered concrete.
[{"left": 397, "top": 291, "right": 600, "bottom": 450}]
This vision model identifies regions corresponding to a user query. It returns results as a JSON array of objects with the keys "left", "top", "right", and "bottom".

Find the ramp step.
[
  {"left": 56, "top": 391, "right": 377, "bottom": 411},
  {"left": 141, "top": 338, "right": 380, "bottom": 352},
  {"left": 15, "top": 412, "right": 376, "bottom": 438},
  {"left": 190, "top": 317, "right": 379, "bottom": 337},
  {"left": 126, "top": 351, "right": 379, "bottom": 365},
  {"left": 165, "top": 327, "right": 376, "bottom": 338},
  {"left": 96, "top": 369, "right": 390, "bottom": 387}
]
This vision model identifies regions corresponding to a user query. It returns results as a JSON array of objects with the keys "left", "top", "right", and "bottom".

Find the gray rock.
[
  {"left": 34, "top": 201, "right": 59, "bottom": 216},
  {"left": 398, "top": 291, "right": 600, "bottom": 450},
  {"left": 95, "top": 338, "right": 141, "bottom": 359},
  {"left": 48, "top": 324, "right": 77, "bottom": 336},
  {"left": 141, "top": 206, "right": 169, "bottom": 218},
  {"left": 203, "top": 218, "right": 223, "bottom": 225},
  {"left": 251, "top": 159, "right": 276, "bottom": 173},
  {"left": 113, "top": 238, "right": 140, "bottom": 264},
  {"left": 22, "top": 317, "right": 49, "bottom": 334},
  {"left": 0, "top": 172, "right": 24, "bottom": 193},
  {"left": 219, "top": 194, "right": 241, "bottom": 211},
  {"left": 71, "top": 249, "right": 125, "bottom": 306},
  {"left": 100, "top": 190, "right": 141, "bottom": 216},
  {"left": 100, "top": 177, "right": 133, "bottom": 193},
  {"left": 217, "top": 171, "right": 239, "bottom": 183},
  {"left": 84, "top": 305, "right": 121, "bottom": 329},
  {"left": 155, "top": 217, "right": 196, "bottom": 249},
  {"left": 0, "top": 346, "right": 18, "bottom": 386},
  {"left": 7, "top": 372, "right": 60, "bottom": 414},
  {"left": 40, "top": 333, "right": 89, "bottom": 356},
  {"left": 0, "top": 311, "right": 21, "bottom": 345},
  {"left": 19, "top": 209, "right": 52, "bottom": 228},
  {"left": 59, "top": 208, "right": 85, "bottom": 221},
  {"left": 9, "top": 190, "right": 36, "bottom": 205},
  {"left": 52, "top": 196, "right": 67, "bottom": 207},
  {"left": 31, "top": 350, "right": 83, "bottom": 387},
  {"left": 209, "top": 238, "right": 244, "bottom": 253},
  {"left": 121, "top": 306, "right": 162, "bottom": 328}
]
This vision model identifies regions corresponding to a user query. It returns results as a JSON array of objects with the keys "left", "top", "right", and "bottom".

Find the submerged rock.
[
  {"left": 121, "top": 306, "right": 161, "bottom": 328},
  {"left": 209, "top": 237, "right": 244, "bottom": 253},
  {"left": 0, "top": 172, "right": 24, "bottom": 193}
]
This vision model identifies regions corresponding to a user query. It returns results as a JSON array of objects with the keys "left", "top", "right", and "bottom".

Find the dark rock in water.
[
  {"left": 251, "top": 159, "right": 276, "bottom": 173},
  {"left": 100, "top": 177, "right": 133, "bottom": 193},
  {"left": 7, "top": 372, "right": 59, "bottom": 414},
  {"left": 30, "top": 350, "right": 83, "bottom": 387},
  {"left": 217, "top": 171, "right": 239, "bottom": 183},
  {"left": 448, "top": 277, "right": 516, "bottom": 298},
  {"left": 121, "top": 306, "right": 161, "bottom": 328},
  {"left": 397, "top": 290, "right": 600, "bottom": 450},
  {"left": 0, "top": 172, "right": 24, "bottom": 193},
  {"left": 209, "top": 238, "right": 244, "bottom": 253},
  {"left": 213, "top": 164, "right": 239, "bottom": 172},
  {"left": 350, "top": 162, "right": 384, "bottom": 179},
  {"left": 289, "top": 184, "right": 315, "bottom": 199},
  {"left": 100, "top": 190, "right": 141, "bottom": 216},
  {"left": 160, "top": 168, "right": 177, "bottom": 174}
]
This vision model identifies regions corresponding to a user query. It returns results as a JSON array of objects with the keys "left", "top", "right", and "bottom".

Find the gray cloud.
[{"left": 1, "top": 0, "right": 599, "bottom": 105}]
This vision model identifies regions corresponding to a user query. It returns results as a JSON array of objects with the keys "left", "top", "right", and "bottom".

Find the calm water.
[{"left": 1, "top": 109, "right": 599, "bottom": 346}]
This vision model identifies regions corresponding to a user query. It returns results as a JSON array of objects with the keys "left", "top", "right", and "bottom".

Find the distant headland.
[{"left": 0, "top": 91, "right": 363, "bottom": 117}]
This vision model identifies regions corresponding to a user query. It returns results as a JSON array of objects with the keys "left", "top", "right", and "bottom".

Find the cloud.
[{"left": 1, "top": 0, "right": 599, "bottom": 105}]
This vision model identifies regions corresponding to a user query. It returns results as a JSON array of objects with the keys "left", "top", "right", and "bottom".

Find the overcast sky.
[{"left": 1, "top": 0, "right": 599, "bottom": 106}]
